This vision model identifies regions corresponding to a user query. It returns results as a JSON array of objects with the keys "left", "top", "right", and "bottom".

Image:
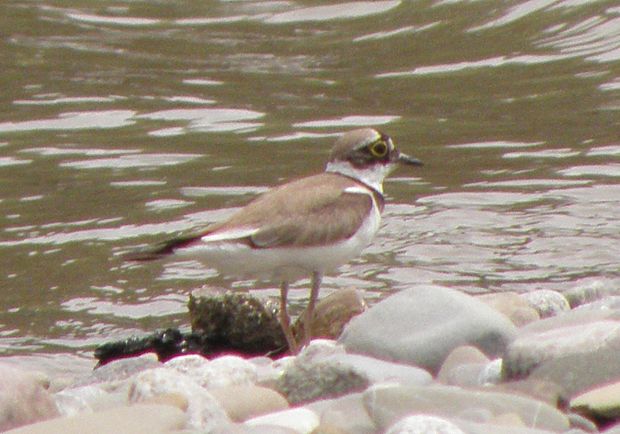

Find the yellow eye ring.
[{"left": 369, "top": 140, "right": 388, "bottom": 158}]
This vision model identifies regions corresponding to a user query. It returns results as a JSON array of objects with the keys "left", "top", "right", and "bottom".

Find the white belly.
[{"left": 175, "top": 207, "right": 381, "bottom": 282}]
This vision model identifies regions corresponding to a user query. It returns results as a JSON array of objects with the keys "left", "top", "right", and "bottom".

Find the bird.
[{"left": 127, "top": 128, "right": 422, "bottom": 352}]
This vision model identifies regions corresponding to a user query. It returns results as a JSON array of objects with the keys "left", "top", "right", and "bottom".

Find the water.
[{"left": 0, "top": 0, "right": 619, "bottom": 369}]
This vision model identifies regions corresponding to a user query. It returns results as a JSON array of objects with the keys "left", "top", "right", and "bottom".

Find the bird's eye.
[{"left": 369, "top": 140, "right": 388, "bottom": 158}]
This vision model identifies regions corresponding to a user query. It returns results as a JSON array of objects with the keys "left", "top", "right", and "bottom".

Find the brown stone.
[{"left": 294, "top": 288, "right": 367, "bottom": 340}]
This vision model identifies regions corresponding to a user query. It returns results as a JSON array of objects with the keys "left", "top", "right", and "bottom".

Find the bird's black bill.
[{"left": 398, "top": 152, "right": 424, "bottom": 166}]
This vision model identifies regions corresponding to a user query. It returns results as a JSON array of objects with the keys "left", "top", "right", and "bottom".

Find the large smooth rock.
[
  {"left": 3, "top": 404, "right": 185, "bottom": 434},
  {"left": 339, "top": 286, "right": 517, "bottom": 373},
  {"left": 0, "top": 364, "right": 59, "bottom": 431},
  {"left": 129, "top": 367, "right": 230, "bottom": 430},
  {"left": 363, "top": 384, "right": 569, "bottom": 432}
]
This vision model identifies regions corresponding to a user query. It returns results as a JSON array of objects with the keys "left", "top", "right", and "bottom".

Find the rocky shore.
[{"left": 3, "top": 282, "right": 620, "bottom": 434}]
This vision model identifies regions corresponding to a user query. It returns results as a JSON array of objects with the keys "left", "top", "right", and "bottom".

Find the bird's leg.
[
  {"left": 302, "top": 271, "right": 322, "bottom": 348},
  {"left": 279, "top": 281, "right": 298, "bottom": 353}
]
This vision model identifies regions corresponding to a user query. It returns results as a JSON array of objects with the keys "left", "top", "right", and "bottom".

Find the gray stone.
[
  {"left": 520, "top": 290, "right": 570, "bottom": 318},
  {"left": 277, "top": 340, "right": 431, "bottom": 404},
  {"left": 339, "top": 286, "right": 517, "bottom": 373},
  {"left": 3, "top": 404, "right": 185, "bottom": 434},
  {"left": 276, "top": 341, "right": 368, "bottom": 404},
  {"left": 503, "top": 319, "right": 620, "bottom": 381},
  {"left": 129, "top": 367, "right": 230, "bottom": 430},
  {"left": 575, "top": 296, "right": 620, "bottom": 312},
  {"left": 54, "top": 384, "right": 127, "bottom": 416},
  {"left": 363, "top": 384, "right": 569, "bottom": 432},
  {"left": 454, "top": 420, "right": 560, "bottom": 434},
  {"left": 564, "top": 280, "right": 609, "bottom": 308},
  {"left": 0, "top": 364, "right": 59, "bottom": 431},
  {"left": 386, "top": 415, "right": 465, "bottom": 434},
  {"left": 529, "top": 347, "right": 620, "bottom": 399}
]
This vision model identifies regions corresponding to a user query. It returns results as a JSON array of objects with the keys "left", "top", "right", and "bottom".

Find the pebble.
[
  {"left": 0, "top": 364, "right": 59, "bottom": 431},
  {"left": 164, "top": 354, "right": 258, "bottom": 389},
  {"left": 520, "top": 289, "right": 570, "bottom": 318},
  {"left": 9, "top": 286, "right": 620, "bottom": 433},
  {"left": 339, "top": 286, "right": 517, "bottom": 373},
  {"left": 244, "top": 407, "right": 320, "bottom": 433},
  {"left": 210, "top": 385, "right": 289, "bottom": 422},
  {"left": 277, "top": 340, "right": 431, "bottom": 404},
  {"left": 3, "top": 404, "right": 185, "bottom": 434},
  {"left": 128, "top": 367, "right": 230, "bottom": 430},
  {"left": 502, "top": 318, "right": 620, "bottom": 386},
  {"left": 363, "top": 383, "right": 569, "bottom": 432},
  {"left": 564, "top": 280, "right": 609, "bottom": 308},
  {"left": 293, "top": 288, "right": 367, "bottom": 340},
  {"left": 385, "top": 415, "right": 465, "bottom": 434},
  {"left": 477, "top": 292, "right": 540, "bottom": 327},
  {"left": 437, "top": 346, "right": 490, "bottom": 386}
]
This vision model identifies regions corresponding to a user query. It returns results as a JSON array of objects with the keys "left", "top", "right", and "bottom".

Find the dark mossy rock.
[
  {"left": 94, "top": 328, "right": 204, "bottom": 366},
  {"left": 94, "top": 287, "right": 288, "bottom": 366},
  {"left": 188, "top": 287, "right": 287, "bottom": 356}
]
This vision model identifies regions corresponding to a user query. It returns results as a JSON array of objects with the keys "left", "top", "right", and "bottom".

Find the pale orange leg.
[
  {"left": 301, "top": 271, "right": 322, "bottom": 348},
  {"left": 279, "top": 281, "right": 298, "bottom": 353}
]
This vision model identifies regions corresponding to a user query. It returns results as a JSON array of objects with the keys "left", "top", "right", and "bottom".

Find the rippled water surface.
[{"left": 1, "top": 0, "right": 619, "bottom": 364}]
